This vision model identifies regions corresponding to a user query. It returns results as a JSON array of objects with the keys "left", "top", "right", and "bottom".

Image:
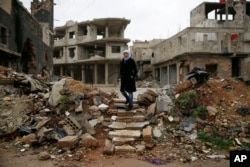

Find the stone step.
[
  {"left": 108, "top": 121, "right": 149, "bottom": 130},
  {"left": 113, "top": 103, "right": 140, "bottom": 109},
  {"left": 113, "top": 98, "right": 138, "bottom": 104},
  {"left": 112, "top": 137, "right": 135, "bottom": 146},
  {"left": 111, "top": 115, "right": 145, "bottom": 122},
  {"left": 108, "top": 130, "right": 141, "bottom": 139},
  {"left": 115, "top": 145, "right": 136, "bottom": 153},
  {"left": 116, "top": 108, "right": 146, "bottom": 116}
]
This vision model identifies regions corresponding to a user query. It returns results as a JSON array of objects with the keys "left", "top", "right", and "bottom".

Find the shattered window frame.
[
  {"left": 69, "top": 31, "right": 75, "bottom": 39},
  {"left": 69, "top": 47, "right": 75, "bottom": 58}
]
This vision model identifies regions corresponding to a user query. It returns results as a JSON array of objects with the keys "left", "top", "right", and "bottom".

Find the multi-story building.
[
  {"left": 53, "top": 18, "right": 130, "bottom": 85},
  {"left": 0, "top": 0, "right": 54, "bottom": 74},
  {"left": 151, "top": 0, "right": 250, "bottom": 85},
  {"left": 130, "top": 39, "right": 163, "bottom": 79}
]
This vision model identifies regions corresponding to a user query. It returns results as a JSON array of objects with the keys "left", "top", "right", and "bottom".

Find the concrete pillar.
[
  {"left": 70, "top": 66, "right": 74, "bottom": 78},
  {"left": 167, "top": 66, "right": 170, "bottom": 85},
  {"left": 105, "top": 63, "right": 109, "bottom": 84},
  {"left": 81, "top": 64, "right": 85, "bottom": 83},
  {"left": 60, "top": 66, "right": 63, "bottom": 76},
  {"left": 176, "top": 63, "right": 180, "bottom": 84},
  {"left": 105, "top": 26, "right": 109, "bottom": 38},
  {"left": 94, "top": 64, "right": 98, "bottom": 84},
  {"left": 121, "top": 25, "right": 125, "bottom": 38}
]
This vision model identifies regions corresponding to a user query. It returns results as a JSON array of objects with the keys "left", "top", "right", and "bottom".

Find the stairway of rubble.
[{"left": 104, "top": 97, "right": 149, "bottom": 154}]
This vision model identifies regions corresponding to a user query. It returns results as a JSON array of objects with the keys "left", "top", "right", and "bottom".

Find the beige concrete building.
[
  {"left": 130, "top": 39, "right": 163, "bottom": 79},
  {"left": 53, "top": 18, "right": 130, "bottom": 85},
  {"left": 151, "top": 0, "right": 250, "bottom": 85}
]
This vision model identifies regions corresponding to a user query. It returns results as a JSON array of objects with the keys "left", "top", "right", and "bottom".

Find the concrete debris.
[{"left": 1, "top": 71, "right": 250, "bottom": 164}]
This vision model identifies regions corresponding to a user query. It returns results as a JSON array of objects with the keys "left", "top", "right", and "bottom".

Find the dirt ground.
[
  {"left": 0, "top": 147, "right": 229, "bottom": 167},
  {"left": 0, "top": 125, "right": 230, "bottom": 167}
]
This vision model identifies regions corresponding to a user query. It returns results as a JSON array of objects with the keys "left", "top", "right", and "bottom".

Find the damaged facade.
[
  {"left": 53, "top": 18, "right": 130, "bottom": 85},
  {"left": 0, "top": 0, "right": 53, "bottom": 74},
  {"left": 151, "top": 0, "right": 250, "bottom": 85},
  {"left": 130, "top": 39, "right": 163, "bottom": 79}
]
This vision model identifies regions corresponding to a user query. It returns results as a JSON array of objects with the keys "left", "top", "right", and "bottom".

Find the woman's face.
[{"left": 123, "top": 52, "right": 129, "bottom": 58}]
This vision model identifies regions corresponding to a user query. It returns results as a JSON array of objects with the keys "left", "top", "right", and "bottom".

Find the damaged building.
[
  {"left": 130, "top": 39, "right": 163, "bottom": 80},
  {"left": 53, "top": 18, "right": 131, "bottom": 85},
  {"left": 0, "top": 0, "right": 53, "bottom": 74},
  {"left": 151, "top": 0, "right": 250, "bottom": 85}
]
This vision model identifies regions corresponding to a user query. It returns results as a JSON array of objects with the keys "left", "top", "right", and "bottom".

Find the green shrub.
[
  {"left": 175, "top": 90, "right": 197, "bottom": 109},
  {"left": 192, "top": 105, "right": 207, "bottom": 119},
  {"left": 197, "top": 131, "right": 233, "bottom": 150}
]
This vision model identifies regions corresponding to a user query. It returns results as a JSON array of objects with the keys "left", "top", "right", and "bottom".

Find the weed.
[
  {"left": 59, "top": 95, "right": 69, "bottom": 111},
  {"left": 192, "top": 105, "right": 207, "bottom": 119},
  {"left": 197, "top": 131, "right": 233, "bottom": 150},
  {"left": 175, "top": 90, "right": 198, "bottom": 110}
]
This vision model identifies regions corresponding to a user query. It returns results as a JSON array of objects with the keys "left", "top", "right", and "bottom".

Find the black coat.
[{"left": 120, "top": 57, "right": 137, "bottom": 92}]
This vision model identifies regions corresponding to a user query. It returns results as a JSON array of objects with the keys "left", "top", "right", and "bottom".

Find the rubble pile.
[{"left": 1, "top": 65, "right": 250, "bottom": 165}]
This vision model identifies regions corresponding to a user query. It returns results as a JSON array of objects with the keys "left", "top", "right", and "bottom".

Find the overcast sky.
[{"left": 21, "top": 0, "right": 219, "bottom": 42}]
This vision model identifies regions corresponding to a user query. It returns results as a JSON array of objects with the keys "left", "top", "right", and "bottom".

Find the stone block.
[
  {"left": 112, "top": 137, "right": 135, "bottom": 146},
  {"left": 115, "top": 145, "right": 136, "bottom": 153},
  {"left": 103, "top": 139, "right": 114, "bottom": 155},
  {"left": 108, "top": 130, "right": 141, "bottom": 139},
  {"left": 142, "top": 126, "right": 152, "bottom": 143},
  {"left": 57, "top": 135, "right": 79, "bottom": 149}
]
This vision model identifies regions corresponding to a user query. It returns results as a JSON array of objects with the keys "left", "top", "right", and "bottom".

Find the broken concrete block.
[
  {"left": 89, "top": 119, "right": 99, "bottom": 127},
  {"left": 89, "top": 105, "right": 100, "bottom": 113},
  {"left": 75, "top": 100, "right": 83, "bottom": 113},
  {"left": 103, "top": 139, "right": 114, "bottom": 155},
  {"left": 57, "top": 135, "right": 79, "bottom": 149},
  {"left": 143, "top": 126, "right": 152, "bottom": 143},
  {"left": 98, "top": 103, "right": 109, "bottom": 112},
  {"left": 48, "top": 78, "right": 66, "bottom": 107},
  {"left": 64, "top": 116, "right": 81, "bottom": 133},
  {"left": 81, "top": 133, "right": 98, "bottom": 148},
  {"left": 156, "top": 96, "right": 173, "bottom": 112},
  {"left": 153, "top": 127, "right": 162, "bottom": 138},
  {"left": 136, "top": 144, "right": 146, "bottom": 154},
  {"left": 146, "top": 103, "right": 156, "bottom": 116},
  {"left": 93, "top": 96, "right": 102, "bottom": 105}
]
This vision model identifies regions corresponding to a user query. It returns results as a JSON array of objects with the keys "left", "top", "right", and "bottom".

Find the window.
[
  {"left": 1, "top": 26, "right": 7, "bottom": 45},
  {"left": 69, "top": 48, "right": 75, "bottom": 58},
  {"left": 54, "top": 50, "right": 60, "bottom": 59},
  {"left": 69, "top": 31, "right": 75, "bottom": 39},
  {"left": 111, "top": 46, "right": 120, "bottom": 53}
]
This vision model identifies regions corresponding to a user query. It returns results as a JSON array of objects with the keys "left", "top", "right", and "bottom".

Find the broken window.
[
  {"left": 69, "top": 31, "right": 75, "bottom": 39},
  {"left": 69, "top": 48, "right": 75, "bottom": 58},
  {"left": 54, "top": 50, "right": 60, "bottom": 59},
  {"left": 0, "top": 26, "right": 7, "bottom": 45},
  {"left": 111, "top": 46, "right": 121, "bottom": 53},
  {"left": 78, "top": 25, "right": 88, "bottom": 36}
]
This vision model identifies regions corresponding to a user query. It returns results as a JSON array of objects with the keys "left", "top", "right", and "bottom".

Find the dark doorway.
[{"left": 231, "top": 57, "right": 240, "bottom": 77}]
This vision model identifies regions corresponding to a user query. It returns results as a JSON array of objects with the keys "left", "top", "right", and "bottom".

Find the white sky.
[{"left": 20, "top": 0, "right": 219, "bottom": 42}]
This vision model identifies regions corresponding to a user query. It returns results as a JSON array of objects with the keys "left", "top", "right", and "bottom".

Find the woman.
[{"left": 120, "top": 50, "right": 138, "bottom": 111}]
